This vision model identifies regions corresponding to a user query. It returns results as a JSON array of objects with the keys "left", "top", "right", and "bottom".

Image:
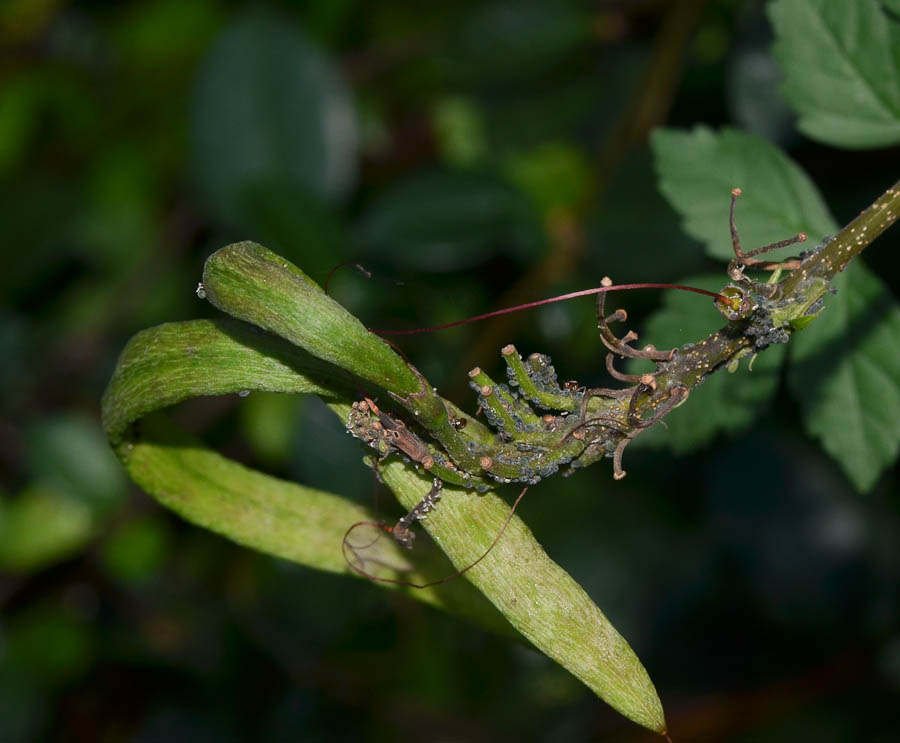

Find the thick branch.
[
  {"left": 653, "top": 179, "right": 900, "bottom": 397},
  {"left": 778, "top": 179, "right": 900, "bottom": 300}
]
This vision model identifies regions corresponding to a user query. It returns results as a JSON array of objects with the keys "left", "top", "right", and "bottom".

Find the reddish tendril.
[
  {"left": 324, "top": 261, "right": 372, "bottom": 295},
  {"left": 342, "top": 486, "right": 529, "bottom": 589},
  {"left": 369, "top": 283, "right": 728, "bottom": 335}
]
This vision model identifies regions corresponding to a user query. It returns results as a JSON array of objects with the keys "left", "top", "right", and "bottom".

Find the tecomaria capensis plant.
[{"left": 104, "top": 172, "right": 899, "bottom": 734}]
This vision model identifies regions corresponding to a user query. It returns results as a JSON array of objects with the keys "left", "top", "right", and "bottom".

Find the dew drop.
[
  {"left": 238, "top": 389, "right": 251, "bottom": 398},
  {"left": 196, "top": 282, "right": 207, "bottom": 299}
]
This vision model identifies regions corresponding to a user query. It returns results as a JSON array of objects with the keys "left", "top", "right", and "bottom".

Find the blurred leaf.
[
  {"left": 432, "top": 96, "right": 488, "bottom": 168},
  {"left": 704, "top": 433, "right": 871, "bottom": 626},
  {"left": 239, "top": 391, "right": 301, "bottom": 465},
  {"left": 0, "top": 669, "right": 45, "bottom": 743},
  {"left": 445, "top": 0, "right": 590, "bottom": 87},
  {"left": 788, "top": 262, "right": 900, "bottom": 491},
  {"left": 2, "top": 607, "right": 93, "bottom": 683},
  {"left": 26, "top": 415, "right": 126, "bottom": 511},
  {"left": 0, "top": 484, "right": 94, "bottom": 572},
  {"left": 0, "top": 311, "right": 27, "bottom": 397},
  {"left": 355, "top": 169, "right": 544, "bottom": 270},
  {"left": 356, "top": 98, "right": 390, "bottom": 158},
  {"left": 692, "top": 17, "right": 731, "bottom": 65},
  {"left": 125, "top": 262, "right": 198, "bottom": 331},
  {"left": 628, "top": 275, "right": 787, "bottom": 453},
  {"left": 769, "top": 0, "right": 900, "bottom": 148},
  {"left": 114, "top": 0, "right": 222, "bottom": 73},
  {"left": 651, "top": 126, "right": 839, "bottom": 261},
  {"left": 29, "top": 69, "right": 102, "bottom": 154},
  {"left": 132, "top": 706, "right": 238, "bottom": 743},
  {"left": 0, "top": 76, "right": 38, "bottom": 176},
  {"left": 76, "top": 143, "right": 160, "bottom": 269},
  {"left": 881, "top": 0, "right": 900, "bottom": 14},
  {"left": 727, "top": 45, "right": 795, "bottom": 143},
  {"left": 586, "top": 149, "right": 706, "bottom": 284},
  {"left": 0, "top": 177, "right": 82, "bottom": 305},
  {"left": 299, "top": 0, "right": 357, "bottom": 45},
  {"left": 0, "top": 0, "right": 59, "bottom": 45},
  {"left": 504, "top": 141, "right": 591, "bottom": 215},
  {"left": 101, "top": 516, "right": 170, "bottom": 584},
  {"left": 190, "top": 11, "right": 357, "bottom": 222},
  {"left": 233, "top": 180, "right": 345, "bottom": 282},
  {"left": 484, "top": 70, "right": 624, "bottom": 154}
]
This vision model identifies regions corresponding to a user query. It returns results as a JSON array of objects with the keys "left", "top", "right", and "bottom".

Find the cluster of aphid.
[
  {"left": 346, "top": 188, "right": 809, "bottom": 554},
  {"left": 347, "top": 281, "right": 694, "bottom": 564}
]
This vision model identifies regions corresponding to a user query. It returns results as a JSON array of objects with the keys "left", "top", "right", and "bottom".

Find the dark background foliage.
[{"left": 1, "top": 0, "right": 898, "bottom": 740}]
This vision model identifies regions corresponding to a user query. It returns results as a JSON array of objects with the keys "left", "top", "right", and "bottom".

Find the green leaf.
[
  {"left": 101, "top": 317, "right": 347, "bottom": 445},
  {"left": 101, "top": 319, "right": 513, "bottom": 635},
  {"left": 126, "top": 411, "right": 514, "bottom": 637},
  {"left": 104, "top": 259, "right": 668, "bottom": 732},
  {"left": 788, "top": 262, "right": 900, "bottom": 491},
  {"left": 189, "top": 11, "right": 357, "bottom": 221},
  {"left": 200, "top": 242, "right": 421, "bottom": 397},
  {"left": 377, "top": 458, "right": 667, "bottom": 733},
  {"left": 199, "top": 242, "right": 666, "bottom": 728},
  {"left": 651, "top": 126, "right": 839, "bottom": 261},
  {"left": 628, "top": 276, "right": 787, "bottom": 453},
  {"left": 124, "top": 415, "right": 380, "bottom": 576},
  {"left": 769, "top": 0, "right": 900, "bottom": 148}
]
